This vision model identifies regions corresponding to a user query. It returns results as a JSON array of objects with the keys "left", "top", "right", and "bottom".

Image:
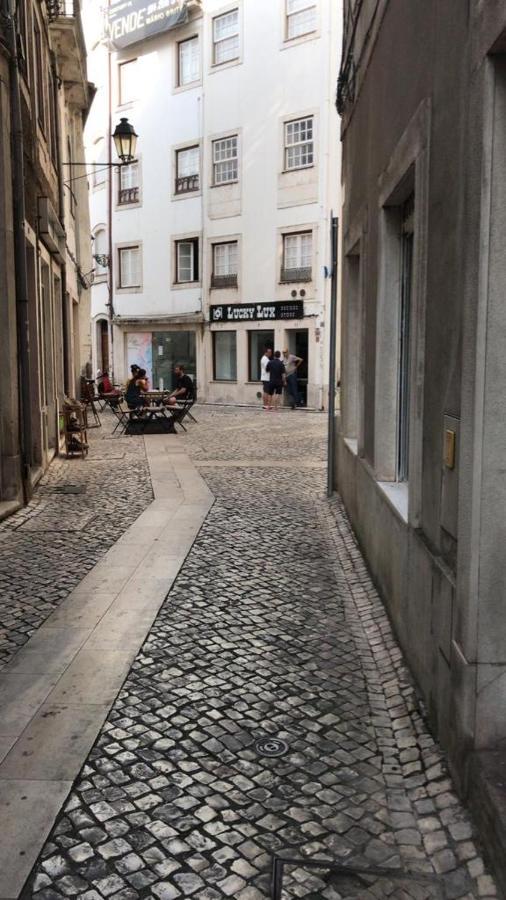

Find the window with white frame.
[
  {"left": 118, "top": 161, "right": 139, "bottom": 205},
  {"left": 118, "top": 245, "right": 141, "bottom": 288},
  {"left": 212, "top": 241, "right": 238, "bottom": 288},
  {"left": 178, "top": 36, "right": 200, "bottom": 85},
  {"left": 282, "top": 231, "right": 312, "bottom": 282},
  {"left": 286, "top": 0, "right": 317, "bottom": 40},
  {"left": 118, "top": 59, "right": 137, "bottom": 105},
  {"left": 285, "top": 116, "right": 314, "bottom": 170},
  {"left": 175, "top": 146, "right": 200, "bottom": 194},
  {"left": 175, "top": 238, "right": 199, "bottom": 283},
  {"left": 213, "top": 9, "right": 239, "bottom": 65},
  {"left": 213, "top": 135, "right": 238, "bottom": 185},
  {"left": 93, "top": 228, "right": 108, "bottom": 276}
]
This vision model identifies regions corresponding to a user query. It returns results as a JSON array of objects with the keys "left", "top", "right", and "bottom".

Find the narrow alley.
[{"left": 0, "top": 408, "right": 494, "bottom": 899}]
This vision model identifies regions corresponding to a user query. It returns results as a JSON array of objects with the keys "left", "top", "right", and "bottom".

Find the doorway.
[
  {"left": 286, "top": 328, "right": 309, "bottom": 406},
  {"left": 97, "top": 319, "right": 109, "bottom": 374}
]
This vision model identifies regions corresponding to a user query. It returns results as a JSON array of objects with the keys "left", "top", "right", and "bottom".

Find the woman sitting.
[{"left": 125, "top": 368, "right": 148, "bottom": 411}]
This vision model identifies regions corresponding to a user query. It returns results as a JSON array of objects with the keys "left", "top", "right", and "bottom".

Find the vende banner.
[
  {"left": 107, "top": 0, "right": 189, "bottom": 50},
  {"left": 210, "top": 301, "right": 305, "bottom": 323}
]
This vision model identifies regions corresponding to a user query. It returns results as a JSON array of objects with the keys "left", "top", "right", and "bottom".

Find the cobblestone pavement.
[
  {"left": 26, "top": 408, "right": 498, "bottom": 899},
  {"left": 0, "top": 415, "right": 152, "bottom": 670}
]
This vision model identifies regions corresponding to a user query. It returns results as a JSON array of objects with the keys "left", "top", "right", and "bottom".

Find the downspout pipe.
[
  {"left": 6, "top": 1, "right": 33, "bottom": 502},
  {"left": 327, "top": 214, "right": 339, "bottom": 498}
]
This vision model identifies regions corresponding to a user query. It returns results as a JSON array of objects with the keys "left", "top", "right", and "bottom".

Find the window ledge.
[
  {"left": 343, "top": 437, "right": 358, "bottom": 455},
  {"left": 376, "top": 480, "right": 409, "bottom": 523}
]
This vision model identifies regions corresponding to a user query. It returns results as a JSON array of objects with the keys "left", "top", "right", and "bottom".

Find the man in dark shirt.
[
  {"left": 167, "top": 364, "right": 194, "bottom": 405},
  {"left": 266, "top": 351, "right": 286, "bottom": 411}
]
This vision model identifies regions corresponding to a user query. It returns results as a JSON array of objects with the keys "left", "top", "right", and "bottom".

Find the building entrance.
[{"left": 286, "top": 328, "right": 309, "bottom": 406}]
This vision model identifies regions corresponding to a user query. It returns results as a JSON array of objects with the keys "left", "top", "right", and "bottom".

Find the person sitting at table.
[
  {"left": 97, "top": 370, "right": 121, "bottom": 405},
  {"left": 125, "top": 368, "right": 148, "bottom": 410},
  {"left": 166, "top": 364, "right": 194, "bottom": 406}
]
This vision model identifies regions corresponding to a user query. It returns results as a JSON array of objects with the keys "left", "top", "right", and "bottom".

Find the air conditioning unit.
[{"left": 38, "top": 197, "right": 66, "bottom": 262}]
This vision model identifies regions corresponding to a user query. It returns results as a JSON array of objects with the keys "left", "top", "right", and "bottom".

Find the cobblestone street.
[{"left": 23, "top": 408, "right": 497, "bottom": 899}]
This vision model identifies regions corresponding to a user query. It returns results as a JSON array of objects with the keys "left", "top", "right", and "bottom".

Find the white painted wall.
[{"left": 84, "top": 0, "right": 341, "bottom": 404}]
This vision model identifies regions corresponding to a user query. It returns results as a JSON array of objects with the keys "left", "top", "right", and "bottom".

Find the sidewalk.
[{"left": 1, "top": 407, "right": 500, "bottom": 898}]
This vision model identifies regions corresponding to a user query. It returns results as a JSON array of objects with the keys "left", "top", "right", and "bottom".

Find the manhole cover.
[
  {"left": 254, "top": 737, "right": 289, "bottom": 758},
  {"left": 51, "top": 484, "right": 87, "bottom": 495}
]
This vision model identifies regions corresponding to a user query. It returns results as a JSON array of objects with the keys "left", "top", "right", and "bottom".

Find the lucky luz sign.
[
  {"left": 210, "top": 301, "right": 304, "bottom": 323},
  {"left": 106, "top": 0, "right": 189, "bottom": 50}
]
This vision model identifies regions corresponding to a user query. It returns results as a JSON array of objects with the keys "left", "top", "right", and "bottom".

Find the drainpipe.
[
  {"left": 52, "top": 55, "right": 71, "bottom": 397},
  {"left": 6, "top": 2, "right": 33, "bottom": 502},
  {"left": 326, "top": 214, "right": 339, "bottom": 498}
]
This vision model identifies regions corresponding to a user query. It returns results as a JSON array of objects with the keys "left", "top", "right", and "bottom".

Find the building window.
[
  {"left": 212, "top": 241, "right": 238, "bottom": 288},
  {"left": 175, "top": 146, "right": 200, "bottom": 194},
  {"left": 213, "top": 331, "right": 237, "bottom": 381},
  {"left": 175, "top": 238, "right": 199, "bottom": 283},
  {"left": 118, "top": 161, "right": 139, "bottom": 204},
  {"left": 286, "top": 0, "right": 317, "bottom": 40},
  {"left": 93, "top": 228, "right": 108, "bottom": 276},
  {"left": 397, "top": 194, "right": 414, "bottom": 482},
  {"left": 93, "top": 138, "right": 106, "bottom": 187},
  {"left": 178, "top": 36, "right": 199, "bottom": 85},
  {"left": 119, "top": 59, "right": 137, "bottom": 105},
  {"left": 212, "top": 136, "right": 238, "bottom": 185},
  {"left": 213, "top": 9, "right": 239, "bottom": 65},
  {"left": 281, "top": 231, "right": 312, "bottom": 282},
  {"left": 285, "top": 116, "right": 314, "bottom": 171},
  {"left": 248, "top": 330, "right": 274, "bottom": 381},
  {"left": 118, "top": 245, "right": 141, "bottom": 288}
]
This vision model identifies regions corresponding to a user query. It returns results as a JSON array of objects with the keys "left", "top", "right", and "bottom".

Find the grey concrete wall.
[
  {"left": 337, "top": 0, "right": 506, "bottom": 800},
  {"left": 0, "top": 53, "right": 22, "bottom": 506}
]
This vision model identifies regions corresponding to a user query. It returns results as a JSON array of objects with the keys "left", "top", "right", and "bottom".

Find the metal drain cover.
[
  {"left": 51, "top": 484, "right": 87, "bottom": 495},
  {"left": 254, "top": 737, "right": 289, "bottom": 758}
]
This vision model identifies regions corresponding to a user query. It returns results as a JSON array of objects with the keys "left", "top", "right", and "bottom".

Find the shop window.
[
  {"left": 213, "top": 331, "right": 237, "bottom": 381},
  {"left": 248, "top": 330, "right": 274, "bottom": 381},
  {"left": 175, "top": 238, "right": 199, "bottom": 283},
  {"left": 213, "top": 9, "right": 239, "bottom": 65},
  {"left": 151, "top": 331, "right": 196, "bottom": 392}
]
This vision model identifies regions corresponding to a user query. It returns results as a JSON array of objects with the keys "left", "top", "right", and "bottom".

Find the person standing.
[
  {"left": 282, "top": 348, "right": 303, "bottom": 409},
  {"left": 266, "top": 350, "right": 286, "bottom": 411},
  {"left": 260, "top": 347, "right": 273, "bottom": 409}
]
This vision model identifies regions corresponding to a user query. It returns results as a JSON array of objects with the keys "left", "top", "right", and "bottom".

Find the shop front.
[
  {"left": 112, "top": 317, "right": 202, "bottom": 392},
  {"left": 206, "top": 301, "right": 321, "bottom": 408}
]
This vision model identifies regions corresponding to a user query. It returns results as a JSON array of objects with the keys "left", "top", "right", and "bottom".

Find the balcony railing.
[
  {"left": 175, "top": 174, "right": 200, "bottom": 195},
  {"left": 280, "top": 266, "right": 312, "bottom": 284},
  {"left": 118, "top": 187, "right": 139, "bottom": 206},
  {"left": 46, "top": 0, "right": 79, "bottom": 22},
  {"left": 211, "top": 273, "right": 238, "bottom": 289}
]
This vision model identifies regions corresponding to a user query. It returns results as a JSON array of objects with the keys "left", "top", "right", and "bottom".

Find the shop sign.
[
  {"left": 106, "top": 0, "right": 188, "bottom": 50},
  {"left": 210, "top": 301, "right": 304, "bottom": 323}
]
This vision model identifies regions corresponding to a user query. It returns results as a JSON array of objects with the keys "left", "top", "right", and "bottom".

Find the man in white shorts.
[{"left": 260, "top": 347, "right": 273, "bottom": 408}]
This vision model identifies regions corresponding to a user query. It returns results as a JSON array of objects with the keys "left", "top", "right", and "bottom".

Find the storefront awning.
[{"left": 113, "top": 312, "right": 205, "bottom": 326}]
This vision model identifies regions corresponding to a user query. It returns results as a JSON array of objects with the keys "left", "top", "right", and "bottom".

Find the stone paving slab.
[
  {"left": 22, "top": 408, "right": 499, "bottom": 900},
  {"left": 0, "top": 427, "right": 213, "bottom": 899}
]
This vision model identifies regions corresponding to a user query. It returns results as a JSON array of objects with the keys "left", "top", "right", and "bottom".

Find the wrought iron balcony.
[
  {"left": 211, "top": 273, "right": 238, "bottom": 289},
  {"left": 280, "top": 266, "right": 312, "bottom": 284},
  {"left": 46, "top": 0, "right": 80, "bottom": 23},
  {"left": 175, "top": 174, "right": 200, "bottom": 195},
  {"left": 118, "top": 187, "right": 139, "bottom": 205}
]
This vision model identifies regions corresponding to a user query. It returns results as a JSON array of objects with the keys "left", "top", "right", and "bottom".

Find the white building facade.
[{"left": 84, "top": 0, "right": 340, "bottom": 407}]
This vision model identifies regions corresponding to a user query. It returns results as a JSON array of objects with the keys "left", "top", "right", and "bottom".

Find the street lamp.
[{"left": 112, "top": 118, "right": 138, "bottom": 164}]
